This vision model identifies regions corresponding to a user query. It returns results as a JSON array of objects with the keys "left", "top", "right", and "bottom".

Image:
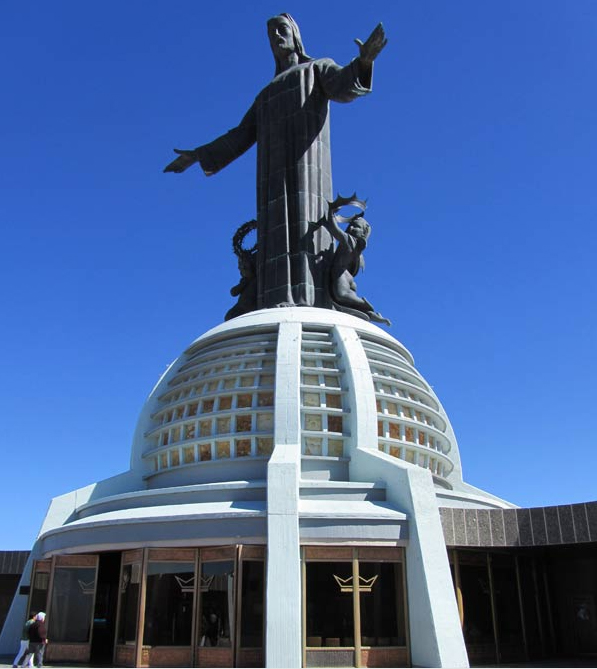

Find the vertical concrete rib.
[
  {"left": 266, "top": 321, "right": 302, "bottom": 668},
  {"left": 335, "top": 324, "right": 470, "bottom": 668}
]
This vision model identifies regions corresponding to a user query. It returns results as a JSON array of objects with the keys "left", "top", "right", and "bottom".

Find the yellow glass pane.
[
  {"left": 304, "top": 392, "right": 320, "bottom": 407},
  {"left": 389, "top": 445, "right": 400, "bottom": 458},
  {"left": 216, "top": 441, "right": 230, "bottom": 459},
  {"left": 236, "top": 439, "right": 251, "bottom": 457},
  {"left": 305, "top": 414, "right": 322, "bottom": 431},
  {"left": 218, "top": 396, "right": 232, "bottom": 411},
  {"left": 183, "top": 446, "right": 195, "bottom": 464},
  {"left": 328, "top": 439, "right": 343, "bottom": 457},
  {"left": 256, "top": 413, "right": 273, "bottom": 431},
  {"left": 171, "top": 449, "right": 180, "bottom": 467},
  {"left": 303, "top": 374, "right": 319, "bottom": 386},
  {"left": 223, "top": 378, "right": 236, "bottom": 389},
  {"left": 387, "top": 402, "right": 398, "bottom": 416},
  {"left": 202, "top": 399, "right": 215, "bottom": 413},
  {"left": 171, "top": 427, "right": 180, "bottom": 443},
  {"left": 389, "top": 423, "right": 400, "bottom": 440},
  {"left": 327, "top": 415, "right": 343, "bottom": 433},
  {"left": 304, "top": 437, "right": 322, "bottom": 456},
  {"left": 240, "top": 376, "right": 254, "bottom": 387},
  {"left": 160, "top": 452, "right": 168, "bottom": 468},
  {"left": 235, "top": 415, "right": 252, "bottom": 432},
  {"left": 217, "top": 417, "right": 231, "bottom": 434},
  {"left": 260, "top": 374, "right": 275, "bottom": 386},
  {"left": 326, "top": 394, "right": 342, "bottom": 409},
  {"left": 237, "top": 394, "right": 253, "bottom": 408},
  {"left": 199, "top": 420, "right": 211, "bottom": 437},
  {"left": 405, "top": 449, "right": 415, "bottom": 463},
  {"left": 258, "top": 392, "right": 273, "bottom": 407},
  {"left": 324, "top": 376, "right": 340, "bottom": 388},
  {"left": 257, "top": 437, "right": 273, "bottom": 456},
  {"left": 405, "top": 427, "right": 414, "bottom": 442},
  {"left": 187, "top": 403, "right": 198, "bottom": 417},
  {"left": 184, "top": 423, "right": 196, "bottom": 440},
  {"left": 200, "top": 443, "right": 212, "bottom": 461}
]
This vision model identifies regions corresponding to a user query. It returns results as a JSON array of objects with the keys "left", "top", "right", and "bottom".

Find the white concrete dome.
[{"left": 130, "top": 307, "right": 464, "bottom": 491}]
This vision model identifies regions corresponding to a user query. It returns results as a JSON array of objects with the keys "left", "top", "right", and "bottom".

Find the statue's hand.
[
  {"left": 354, "top": 22, "right": 387, "bottom": 65},
  {"left": 163, "top": 148, "right": 198, "bottom": 173}
]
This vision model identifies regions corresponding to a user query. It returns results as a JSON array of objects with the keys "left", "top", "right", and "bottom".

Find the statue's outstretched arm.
[
  {"left": 323, "top": 208, "right": 350, "bottom": 249},
  {"left": 164, "top": 103, "right": 256, "bottom": 177},
  {"left": 164, "top": 149, "right": 198, "bottom": 174},
  {"left": 354, "top": 23, "right": 387, "bottom": 86}
]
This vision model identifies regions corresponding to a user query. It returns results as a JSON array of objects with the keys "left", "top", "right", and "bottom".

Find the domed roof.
[{"left": 130, "top": 308, "right": 464, "bottom": 491}]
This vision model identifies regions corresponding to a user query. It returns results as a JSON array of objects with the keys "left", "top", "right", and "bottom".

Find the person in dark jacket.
[{"left": 19, "top": 612, "right": 47, "bottom": 669}]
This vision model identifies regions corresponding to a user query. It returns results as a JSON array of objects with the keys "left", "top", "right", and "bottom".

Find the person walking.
[
  {"left": 12, "top": 612, "right": 35, "bottom": 668},
  {"left": 18, "top": 612, "right": 47, "bottom": 669}
]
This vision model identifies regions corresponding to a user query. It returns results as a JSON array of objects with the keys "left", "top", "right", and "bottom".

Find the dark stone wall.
[{"left": 441, "top": 502, "right": 597, "bottom": 547}]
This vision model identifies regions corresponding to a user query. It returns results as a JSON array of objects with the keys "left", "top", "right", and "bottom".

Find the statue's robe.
[{"left": 196, "top": 58, "right": 371, "bottom": 308}]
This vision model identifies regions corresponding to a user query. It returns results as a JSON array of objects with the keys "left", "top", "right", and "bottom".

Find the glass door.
[
  {"left": 114, "top": 549, "right": 143, "bottom": 666},
  {"left": 196, "top": 546, "right": 236, "bottom": 667},
  {"left": 45, "top": 554, "right": 99, "bottom": 665},
  {"left": 140, "top": 548, "right": 196, "bottom": 667},
  {"left": 236, "top": 546, "right": 265, "bottom": 668},
  {"left": 303, "top": 546, "right": 408, "bottom": 668}
]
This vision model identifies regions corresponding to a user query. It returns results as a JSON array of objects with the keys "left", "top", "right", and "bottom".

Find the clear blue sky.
[{"left": 2, "top": 1, "right": 596, "bottom": 550}]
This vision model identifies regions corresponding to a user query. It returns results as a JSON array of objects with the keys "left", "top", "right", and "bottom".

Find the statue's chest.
[{"left": 256, "top": 64, "right": 325, "bottom": 122}]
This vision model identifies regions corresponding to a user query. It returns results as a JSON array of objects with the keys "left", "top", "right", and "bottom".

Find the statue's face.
[
  {"left": 268, "top": 17, "right": 295, "bottom": 59},
  {"left": 348, "top": 218, "right": 370, "bottom": 242}
]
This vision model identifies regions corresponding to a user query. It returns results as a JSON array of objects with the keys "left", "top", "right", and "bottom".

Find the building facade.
[{"left": 4, "top": 308, "right": 594, "bottom": 667}]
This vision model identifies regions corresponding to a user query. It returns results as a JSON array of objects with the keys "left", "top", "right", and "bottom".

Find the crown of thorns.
[
  {"left": 328, "top": 193, "right": 367, "bottom": 223},
  {"left": 232, "top": 220, "right": 258, "bottom": 257}
]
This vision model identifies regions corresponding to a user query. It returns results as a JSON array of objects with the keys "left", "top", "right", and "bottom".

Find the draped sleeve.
[
  {"left": 195, "top": 102, "right": 257, "bottom": 176},
  {"left": 314, "top": 57, "right": 372, "bottom": 103}
]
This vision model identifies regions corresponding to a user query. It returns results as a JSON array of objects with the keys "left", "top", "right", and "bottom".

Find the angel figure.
[{"left": 322, "top": 196, "right": 390, "bottom": 326}]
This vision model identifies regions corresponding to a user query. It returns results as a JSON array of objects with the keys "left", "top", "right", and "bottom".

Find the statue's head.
[
  {"left": 347, "top": 216, "right": 371, "bottom": 243},
  {"left": 267, "top": 13, "right": 311, "bottom": 74}
]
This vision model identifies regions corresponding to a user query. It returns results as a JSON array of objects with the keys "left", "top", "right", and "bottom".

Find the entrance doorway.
[
  {"left": 90, "top": 552, "right": 121, "bottom": 665},
  {"left": 302, "top": 546, "right": 408, "bottom": 668}
]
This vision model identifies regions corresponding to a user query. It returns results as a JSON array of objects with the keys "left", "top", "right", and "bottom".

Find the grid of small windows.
[
  {"left": 145, "top": 332, "right": 276, "bottom": 473},
  {"left": 300, "top": 328, "right": 346, "bottom": 458},
  {"left": 360, "top": 335, "right": 453, "bottom": 479}
]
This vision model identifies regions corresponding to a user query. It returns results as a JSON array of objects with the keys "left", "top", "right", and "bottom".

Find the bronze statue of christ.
[{"left": 165, "top": 14, "right": 386, "bottom": 309}]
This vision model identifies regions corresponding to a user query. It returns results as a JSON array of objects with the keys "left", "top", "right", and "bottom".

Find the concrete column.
[{"left": 266, "top": 321, "right": 302, "bottom": 667}]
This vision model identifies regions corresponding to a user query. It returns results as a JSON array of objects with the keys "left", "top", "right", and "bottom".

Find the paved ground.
[{"left": 1, "top": 654, "right": 596, "bottom": 668}]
